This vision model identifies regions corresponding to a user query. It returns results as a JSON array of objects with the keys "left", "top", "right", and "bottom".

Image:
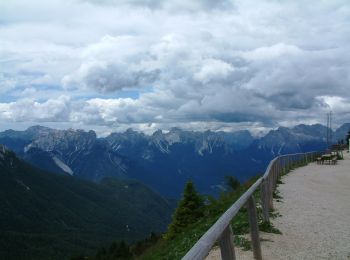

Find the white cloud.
[
  {"left": 193, "top": 59, "right": 235, "bottom": 84},
  {"left": 0, "top": 96, "right": 71, "bottom": 122},
  {"left": 0, "top": 0, "right": 350, "bottom": 132},
  {"left": 240, "top": 43, "right": 302, "bottom": 61}
]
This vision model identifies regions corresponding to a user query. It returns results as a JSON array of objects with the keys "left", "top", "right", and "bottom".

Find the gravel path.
[{"left": 206, "top": 151, "right": 350, "bottom": 260}]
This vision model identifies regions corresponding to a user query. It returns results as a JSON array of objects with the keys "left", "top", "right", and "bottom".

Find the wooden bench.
[{"left": 318, "top": 154, "right": 337, "bottom": 165}]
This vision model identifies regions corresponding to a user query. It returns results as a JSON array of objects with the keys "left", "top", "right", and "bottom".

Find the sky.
[{"left": 0, "top": 0, "right": 349, "bottom": 136}]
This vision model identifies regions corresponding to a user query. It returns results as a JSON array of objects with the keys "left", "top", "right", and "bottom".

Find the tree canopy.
[{"left": 166, "top": 181, "right": 204, "bottom": 238}]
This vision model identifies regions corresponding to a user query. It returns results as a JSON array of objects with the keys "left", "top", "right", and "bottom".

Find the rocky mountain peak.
[
  {"left": 152, "top": 129, "right": 163, "bottom": 137},
  {"left": 26, "top": 125, "right": 52, "bottom": 132},
  {"left": 24, "top": 128, "right": 97, "bottom": 154}
]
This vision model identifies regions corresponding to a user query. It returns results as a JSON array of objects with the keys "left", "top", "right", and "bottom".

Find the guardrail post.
[
  {"left": 219, "top": 225, "right": 236, "bottom": 260},
  {"left": 272, "top": 163, "right": 276, "bottom": 189},
  {"left": 285, "top": 157, "right": 288, "bottom": 173},
  {"left": 274, "top": 162, "right": 278, "bottom": 189},
  {"left": 273, "top": 163, "right": 276, "bottom": 188},
  {"left": 247, "top": 195, "right": 262, "bottom": 260},
  {"left": 268, "top": 175, "right": 274, "bottom": 209},
  {"left": 277, "top": 158, "right": 280, "bottom": 180},
  {"left": 261, "top": 179, "right": 269, "bottom": 222},
  {"left": 260, "top": 180, "right": 270, "bottom": 222}
]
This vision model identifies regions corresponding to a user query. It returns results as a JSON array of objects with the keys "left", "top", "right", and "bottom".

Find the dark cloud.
[
  {"left": 82, "top": 64, "right": 160, "bottom": 93},
  {"left": 262, "top": 92, "right": 318, "bottom": 110}
]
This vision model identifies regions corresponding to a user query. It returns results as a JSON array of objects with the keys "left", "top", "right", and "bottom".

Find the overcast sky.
[{"left": 0, "top": 0, "right": 349, "bottom": 135}]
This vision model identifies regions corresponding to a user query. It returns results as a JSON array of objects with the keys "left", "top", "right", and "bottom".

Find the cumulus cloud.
[
  {"left": 0, "top": 0, "right": 350, "bottom": 133},
  {"left": 193, "top": 59, "right": 235, "bottom": 84},
  {"left": 0, "top": 96, "right": 71, "bottom": 122}
]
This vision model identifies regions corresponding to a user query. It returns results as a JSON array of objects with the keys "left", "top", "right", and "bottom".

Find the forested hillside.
[{"left": 0, "top": 145, "right": 172, "bottom": 260}]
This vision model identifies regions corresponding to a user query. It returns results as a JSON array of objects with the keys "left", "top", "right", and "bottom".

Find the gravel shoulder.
[{"left": 206, "top": 151, "right": 350, "bottom": 260}]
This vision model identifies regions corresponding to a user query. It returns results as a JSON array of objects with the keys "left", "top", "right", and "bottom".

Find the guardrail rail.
[{"left": 183, "top": 151, "right": 321, "bottom": 260}]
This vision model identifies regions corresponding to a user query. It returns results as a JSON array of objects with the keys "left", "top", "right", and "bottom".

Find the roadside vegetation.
[{"left": 79, "top": 175, "right": 282, "bottom": 260}]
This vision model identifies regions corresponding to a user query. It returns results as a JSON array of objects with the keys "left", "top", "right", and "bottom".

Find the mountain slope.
[{"left": 0, "top": 145, "right": 172, "bottom": 260}]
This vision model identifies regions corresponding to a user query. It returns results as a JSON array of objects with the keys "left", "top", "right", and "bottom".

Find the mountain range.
[{"left": 1, "top": 123, "right": 348, "bottom": 198}]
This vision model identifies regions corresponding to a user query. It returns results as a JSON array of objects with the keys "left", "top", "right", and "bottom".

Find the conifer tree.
[
  {"left": 226, "top": 175, "right": 240, "bottom": 191},
  {"left": 166, "top": 181, "right": 204, "bottom": 238}
]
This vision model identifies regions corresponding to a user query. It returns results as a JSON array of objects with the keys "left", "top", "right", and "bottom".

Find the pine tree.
[
  {"left": 226, "top": 175, "right": 240, "bottom": 191},
  {"left": 166, "top": 181, "right": 204, "bottom": 239}
]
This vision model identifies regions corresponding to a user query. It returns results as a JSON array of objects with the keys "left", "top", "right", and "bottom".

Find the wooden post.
[
  {"left": 272, "top": 163, "right": 276, "bottom": 189},
  {"left": 274, "top": 163, "right": 277, "bottom": 188},
  {"left": 268, "top": 174, "right": 274, "bottom": 210},
  {"left": 274, "top": 162, "right": 278, "bottom": 188},
  {"left": 219, "top": 225, "right": 236, "bottom": 260},
  {"left": 278, "top": 158, "right": 281, "bottom": 177},
  {"left": 247, "top": 195, "right": 262, "bottom": 260},
  {"left": 261, "top": 180, "right": 269, "bottom": 222},
  {"left": 285, "top": 157, "right": 288, "bottom": 173}
]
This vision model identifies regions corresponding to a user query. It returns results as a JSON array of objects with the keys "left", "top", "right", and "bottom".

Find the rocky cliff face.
[{"left": 0, "top": 127, "right": 128, "bottom": 181}]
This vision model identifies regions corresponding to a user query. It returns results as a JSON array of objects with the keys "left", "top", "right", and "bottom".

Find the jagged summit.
[
  {"left": 26, "top": 127, "right": 97, "bottom": 152},
  {"left": 26, "top": 125, "right": 52, "bottom": 132}
]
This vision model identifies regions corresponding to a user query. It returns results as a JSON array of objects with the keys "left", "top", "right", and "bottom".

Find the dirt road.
[{"left": 207, "top": 151, "right": 350, "bottom": 259}]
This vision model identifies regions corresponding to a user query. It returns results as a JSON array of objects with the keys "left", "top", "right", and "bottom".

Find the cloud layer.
[{"left": 1, "top": 0, "right": 350, "bottom": 134}]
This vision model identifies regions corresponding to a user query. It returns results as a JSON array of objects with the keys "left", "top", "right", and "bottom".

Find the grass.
[
  {"left": 234, "top": 236, "right": 251, "bottom": 251},
  {"left": 273, "top": 190, "right": 283, "bottom": 200},
  {"left": 259, "top": 221, "right": 282, "bottom": 234}
]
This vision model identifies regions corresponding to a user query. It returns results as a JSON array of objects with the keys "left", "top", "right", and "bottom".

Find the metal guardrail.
[{"left": 182, "top": 151, "right": 321, "bottom": 260}]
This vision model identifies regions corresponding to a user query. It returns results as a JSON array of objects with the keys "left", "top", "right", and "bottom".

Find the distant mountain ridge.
[
  {"left": 0, "top": 123, "right": 348, "bottom": 198},
  {"left": 0, "top": 144, "right": 172, "bottom": 260}
]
